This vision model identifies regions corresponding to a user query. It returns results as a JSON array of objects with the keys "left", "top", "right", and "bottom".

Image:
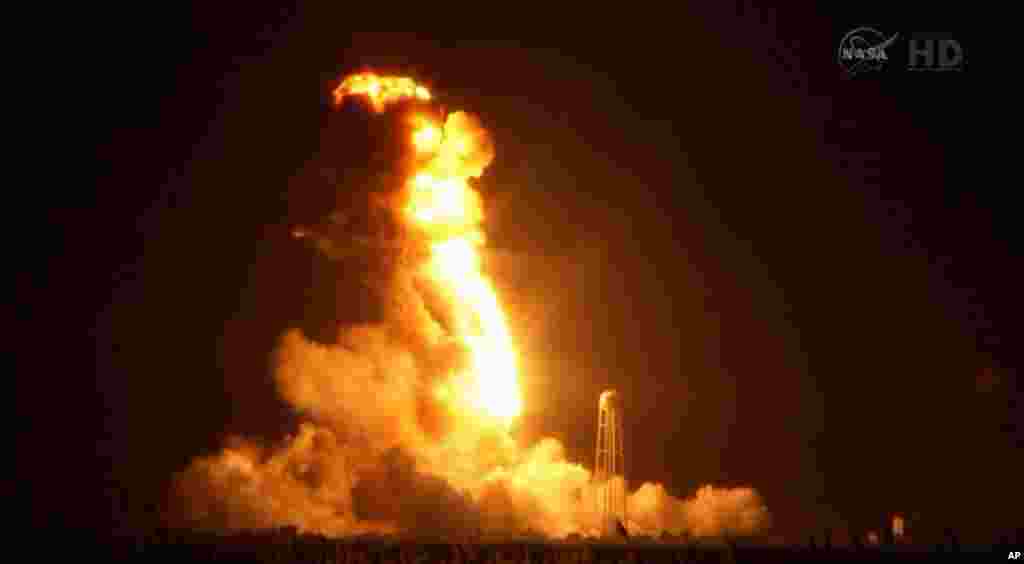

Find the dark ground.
[{"left": 96, "top": 532, "right": 1022, "bottom": 563}]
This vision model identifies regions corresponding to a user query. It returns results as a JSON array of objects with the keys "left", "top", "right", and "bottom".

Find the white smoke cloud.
[{"left": 170, "top": 317, "right": 769, "bottom": 539}]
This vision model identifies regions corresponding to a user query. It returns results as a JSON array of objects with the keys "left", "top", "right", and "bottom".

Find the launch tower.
[{"left": 595, "top": 390, "right": 627, "bottom": 537}]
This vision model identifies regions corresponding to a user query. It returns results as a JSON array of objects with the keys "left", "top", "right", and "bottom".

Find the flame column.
[{"left": 595, "top": 390, "right": 627, "bottom": 537}]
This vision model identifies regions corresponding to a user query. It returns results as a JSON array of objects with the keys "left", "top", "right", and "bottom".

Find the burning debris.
[{"left": 168, "top": 72, "right": 769, "bottom": 540}]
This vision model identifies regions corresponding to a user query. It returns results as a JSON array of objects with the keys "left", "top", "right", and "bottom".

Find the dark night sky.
[{"left": 34, "top": 10, "right": 1018, "bottom": 545}]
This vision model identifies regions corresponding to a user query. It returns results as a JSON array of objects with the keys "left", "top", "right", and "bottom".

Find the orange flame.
[
  {"left": 409, "top": 113, "right": 522, "bottom": 422},
  {"left": 333, "top": 72, "right": 430, "bottom": 112},
  {"left": 337, "top": 73, "right": 521, "bottom": 422}
]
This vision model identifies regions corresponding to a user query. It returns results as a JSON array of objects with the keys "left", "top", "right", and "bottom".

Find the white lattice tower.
[{"left": 595, "top": 390, "right": 626, "bottom": 537}]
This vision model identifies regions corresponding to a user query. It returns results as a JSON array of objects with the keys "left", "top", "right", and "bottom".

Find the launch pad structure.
[{"left": 595, "top": 390, "right": 627, "bottom": 538}]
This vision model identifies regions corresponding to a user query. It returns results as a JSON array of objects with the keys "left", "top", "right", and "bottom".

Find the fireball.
[{"left": 338, "top": 73, "right": 522, "bottom": 423}]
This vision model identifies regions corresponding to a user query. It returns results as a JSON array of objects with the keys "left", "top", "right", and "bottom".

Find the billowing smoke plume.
[{"left": 168, "top": 73, "right": 769, "bottom": 540}]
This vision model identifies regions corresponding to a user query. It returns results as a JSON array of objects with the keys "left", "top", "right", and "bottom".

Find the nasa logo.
[{"left": 837, "top": 27, "right": 900, "bottom": 77}]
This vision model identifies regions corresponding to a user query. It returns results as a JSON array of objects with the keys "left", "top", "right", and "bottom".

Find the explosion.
[{"left": 169, "top": 72, "right": 769, "bottom": 540}]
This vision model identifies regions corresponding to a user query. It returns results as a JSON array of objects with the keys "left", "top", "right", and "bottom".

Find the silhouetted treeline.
[{"left": 85, "top": 527, "right": 1022, "bottom": 563}]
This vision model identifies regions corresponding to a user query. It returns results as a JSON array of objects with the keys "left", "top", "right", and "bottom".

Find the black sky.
[{"left": 38, "top": 10, "right": 1018, "bottom": 546}]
